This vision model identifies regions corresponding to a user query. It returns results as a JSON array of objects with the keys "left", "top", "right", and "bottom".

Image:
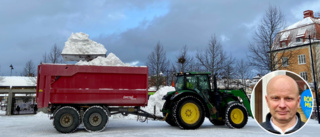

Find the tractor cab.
[{"left": 174, "top": 72, "right": 212, "bottom": 99}]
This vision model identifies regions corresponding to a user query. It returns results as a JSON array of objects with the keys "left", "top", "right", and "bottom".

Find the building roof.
[
  {"left": 283, "top": 17, "right": 320, "bottom": 31},
  {"left": 271, "top": 10, "right": 320, "bottom": 51},
  {"left": 0, "top": 76, "right": 36, "bottom": 87}
]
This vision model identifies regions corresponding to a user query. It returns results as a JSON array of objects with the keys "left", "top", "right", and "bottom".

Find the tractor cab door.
[
  {"left": 185, "top": 75, "right": 211, "bottom": 102},
  {"left": 197, "top": 75, "right": 211, "bottom": 102}
]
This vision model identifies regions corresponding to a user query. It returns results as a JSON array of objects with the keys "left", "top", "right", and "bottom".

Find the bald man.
[{"left": 260, "top": 75, "right": 304, "bottom": 135}]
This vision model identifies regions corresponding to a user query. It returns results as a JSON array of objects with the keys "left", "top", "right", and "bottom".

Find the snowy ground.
[{"left": 0, "top": 110, "right": 319, "bottom": 137}]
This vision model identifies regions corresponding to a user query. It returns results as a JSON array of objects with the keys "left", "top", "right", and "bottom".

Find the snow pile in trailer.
[
  {"left": 111, "top": 86, "right": 175, "bottom": 120},
  {"left": 76, "top": 53, "right": 129, "bottom": 66},
  {"left": 62, "top": 32, "right": 107, "bottom": 55}
]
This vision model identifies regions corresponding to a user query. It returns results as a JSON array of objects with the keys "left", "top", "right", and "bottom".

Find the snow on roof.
[
  {"left": 0, "top": 76, "right": 36, "bottom": 87},
  {"left": 272, "top": 17, "right": 320, "bottom": 50},
  {"left": 61, "top": 32, "right": 107, "bottom": 55},
  {"left": 284, "top": 17, "right": 314, "bottom": 30},
  {"left": 280, "top": 31, "right": 290, "bottom": 41},
  {"left": 296, "top": 27, "right": 307, "bottom": 37},
  {"left": 76, "top": 53, "right": 129, "bottom": 66}
]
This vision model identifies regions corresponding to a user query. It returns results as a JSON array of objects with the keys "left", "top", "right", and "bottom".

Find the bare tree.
[
  {"left": 177, "top": 45, "right": 193, "bottom": 72},
  {"left": 147, "top": 42, "right": 170, "bottom": 90},
  {"left": 41, "top": 52, "right": 48, "bottom": 63},
  {"left": 235, "top": 59, "right": 252, "bottom": 91},
  {"left": 188, "top": 59, "right": 203, "bottom": 72},
  {"left": 43, "top": 44, "right": 63, "bottom": 63},
  {"left": 221, "top": 56, "right": 235, "bottom": 89},
  {"left": 21, "top": 60, "right": 36, "bottom": 77},
  {"left": 248, "top": 5, "right": 288, "bottom": 74},
  {"left": 168, "top": 63, "right": 178, "bottom": 86},
  {"left": 196, "top": 35, "right": 228, "bottom": 81}
]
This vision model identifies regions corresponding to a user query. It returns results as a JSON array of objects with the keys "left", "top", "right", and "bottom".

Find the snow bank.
[
  {"left": 142, "top": 86, "right": 175, "bottom": 116},
  {"left": 111, "top": 86, "right": 175, "bottom": 120},
  {"left": 76, "top": 53, "right": 129, "bottom": 66},
  {"left": 34, "top": 111, "right": 49, "bottom": 117},
  {"left": 62, "top": 32, "right": 107, "bottom": 55}
]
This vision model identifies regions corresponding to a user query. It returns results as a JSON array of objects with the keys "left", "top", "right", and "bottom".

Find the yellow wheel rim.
[
  {"left": 180, "top": 102, "right": 200, "bottom": 124},
  {"left": 230, "top": 108, "right": 244, "bottom": 124}
]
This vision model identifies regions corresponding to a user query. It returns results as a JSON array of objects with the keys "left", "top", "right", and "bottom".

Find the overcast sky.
[{"left": 0, "top": 0, "right": 319, "bottom": 76}]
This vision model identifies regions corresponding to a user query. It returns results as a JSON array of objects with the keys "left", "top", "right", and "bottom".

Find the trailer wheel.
[
  {"left": 225, "top": 103, "right": 248, "bottom": 129},
  {"left": 162, "top": 101, "right": 176, "bottom": 126},
  {"left": 209, "top": 119, "right": 225, "bottom": 125},
  {"left": 83, "top": 106, "right": 108, "bottom": 132},
  {"left": 173, "top": 96, "right": 205, "bottom": 129},
  {"left": 53, "top": 106, "right": 80, "bottom": 133}
]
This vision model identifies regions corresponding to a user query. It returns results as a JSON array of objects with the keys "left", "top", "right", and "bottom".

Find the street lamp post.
[
  {"left": 9, "top": 64, "right": 14, "bottom": 76},
  {"left": 308, "top": 35, "right": 320, "bottom": 123}
]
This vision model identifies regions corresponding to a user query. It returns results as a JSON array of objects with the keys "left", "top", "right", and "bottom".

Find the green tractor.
[{"left": 161, "top": 72, "right": 252, "bottom": 129}]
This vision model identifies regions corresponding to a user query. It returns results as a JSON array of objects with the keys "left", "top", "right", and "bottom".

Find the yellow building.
[
  {"left": 271, "top": 10, "right": 320, "bottom": 84},
  {"left": 270, "top": 10, "right": 320, "bottom": 120}
]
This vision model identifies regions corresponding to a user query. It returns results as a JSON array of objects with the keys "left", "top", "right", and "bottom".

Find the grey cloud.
[{"left": 0, "top": 0, "right": 316, "bottom": 75}]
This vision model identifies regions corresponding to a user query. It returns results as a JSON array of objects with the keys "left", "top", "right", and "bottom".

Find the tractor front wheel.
[
  {"left": 225, "top": 103, "right": 248, "bottom": 128},
  {"left": 173, "top": 96, "right": 205, "bottom": 129}
]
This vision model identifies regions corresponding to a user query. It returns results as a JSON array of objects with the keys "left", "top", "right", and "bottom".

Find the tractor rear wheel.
[
  {"left": 163, "top": 101, "right": 176, "bottom": 126},
  {"left": 53, "top": 106, "right": 80, "bottom": 133},
  {"left": 173, "top": 96, "right": 205, "bottom": 129},
  {"left": 83, "top": 106, "right": 108, "bottom": 132},
  {"left": 225, "top": 103, "right": 248, "bottom": 128}
]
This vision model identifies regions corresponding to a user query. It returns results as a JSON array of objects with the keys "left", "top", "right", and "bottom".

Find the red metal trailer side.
[{"left": 36, "top": 64, "right": 148, "bottom": 109}]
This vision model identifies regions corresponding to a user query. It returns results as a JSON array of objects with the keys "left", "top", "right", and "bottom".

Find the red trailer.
[{"left": 36, "top": 64, "right": 161, "bottom": 133}]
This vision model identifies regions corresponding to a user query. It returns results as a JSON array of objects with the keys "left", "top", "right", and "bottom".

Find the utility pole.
[
  {"left": 9, "top": 64, "right": 14, "bottom": 76},
  {"left": 308, "top": 35, "right": 320, "bottom": 123}
]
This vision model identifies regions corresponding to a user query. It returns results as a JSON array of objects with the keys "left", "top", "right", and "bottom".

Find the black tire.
[
  {"left": 83, "top": 106, "right": 108, "bottom": 132},
  {"left": 225, "top": 103, "right": 248, "bottom": 129},
  {"left": 209, "top": 119, "right": 225, "bottom": 125},
  {"left": 162, "top": 101, "right": 177, "bottom": 126},
  {"left": 173, "top": 96, "right": 205, "bottom": 129},
  {"left": 53, "top": 106, "right": 80, "bottom": 133}
]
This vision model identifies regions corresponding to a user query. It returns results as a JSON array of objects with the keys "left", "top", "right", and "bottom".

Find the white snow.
[
  {"left": 76, "top": 53, "right": 129, "bottom": 66},
  {"left": 148, "top": 86, "right": 157, "bottom": 91},
  {"left": 112, "top": 86, "right": 175, "bottom": 120},
  {"left": 284, "top": 17, "right": 314, "bottom": 30},
  {"left": 61, "top": 32, "right": 107, "bottom": 55},
  {"left": 296, "top": 27, "right": 307, "bottom": 37},
  {"left": 0, "top": 76, "right": 36, "bottom": 87},
  {"left": 280, "top": 31, "right": 290, "bottom": 41},
  {"left": 142, "top": 86, "right": 175, "bottom": 116},
  {"left": 0, "top": 109, "right": 319, "bottom": 137},
  {"left": 61, "top": 32, "right": 130, "bottom": 66}
]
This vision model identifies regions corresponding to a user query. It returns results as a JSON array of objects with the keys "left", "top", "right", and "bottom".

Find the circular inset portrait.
[{"left": 250, "top": 70, "right": 313, "bottom": 135}]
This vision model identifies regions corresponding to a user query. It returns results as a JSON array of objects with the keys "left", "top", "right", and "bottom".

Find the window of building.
[
  {"left": 298, "top": 54, "right": 306, "bottom": 64},
  {"left": 296, "top": 37, "right": 303, "bottom": 42},
  {"left": 300, "top": 72, "right": 308, "bottom": 81},
  {"left": 282, "top": 57, "right": 288, "bottom": 66},
  {"left": 281, "top": 41, "right": 286, "bottom": 47}
]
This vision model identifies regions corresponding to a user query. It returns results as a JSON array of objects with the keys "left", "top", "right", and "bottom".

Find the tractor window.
[
  {"left": 198, "top": 75, "right": 210, "bottom": 90},
  {"left": 175, "top": 76, "right": 184, "bottom": 90},
  {"left": 186, "top": 76, "right": 197, "bottom": 90}
]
